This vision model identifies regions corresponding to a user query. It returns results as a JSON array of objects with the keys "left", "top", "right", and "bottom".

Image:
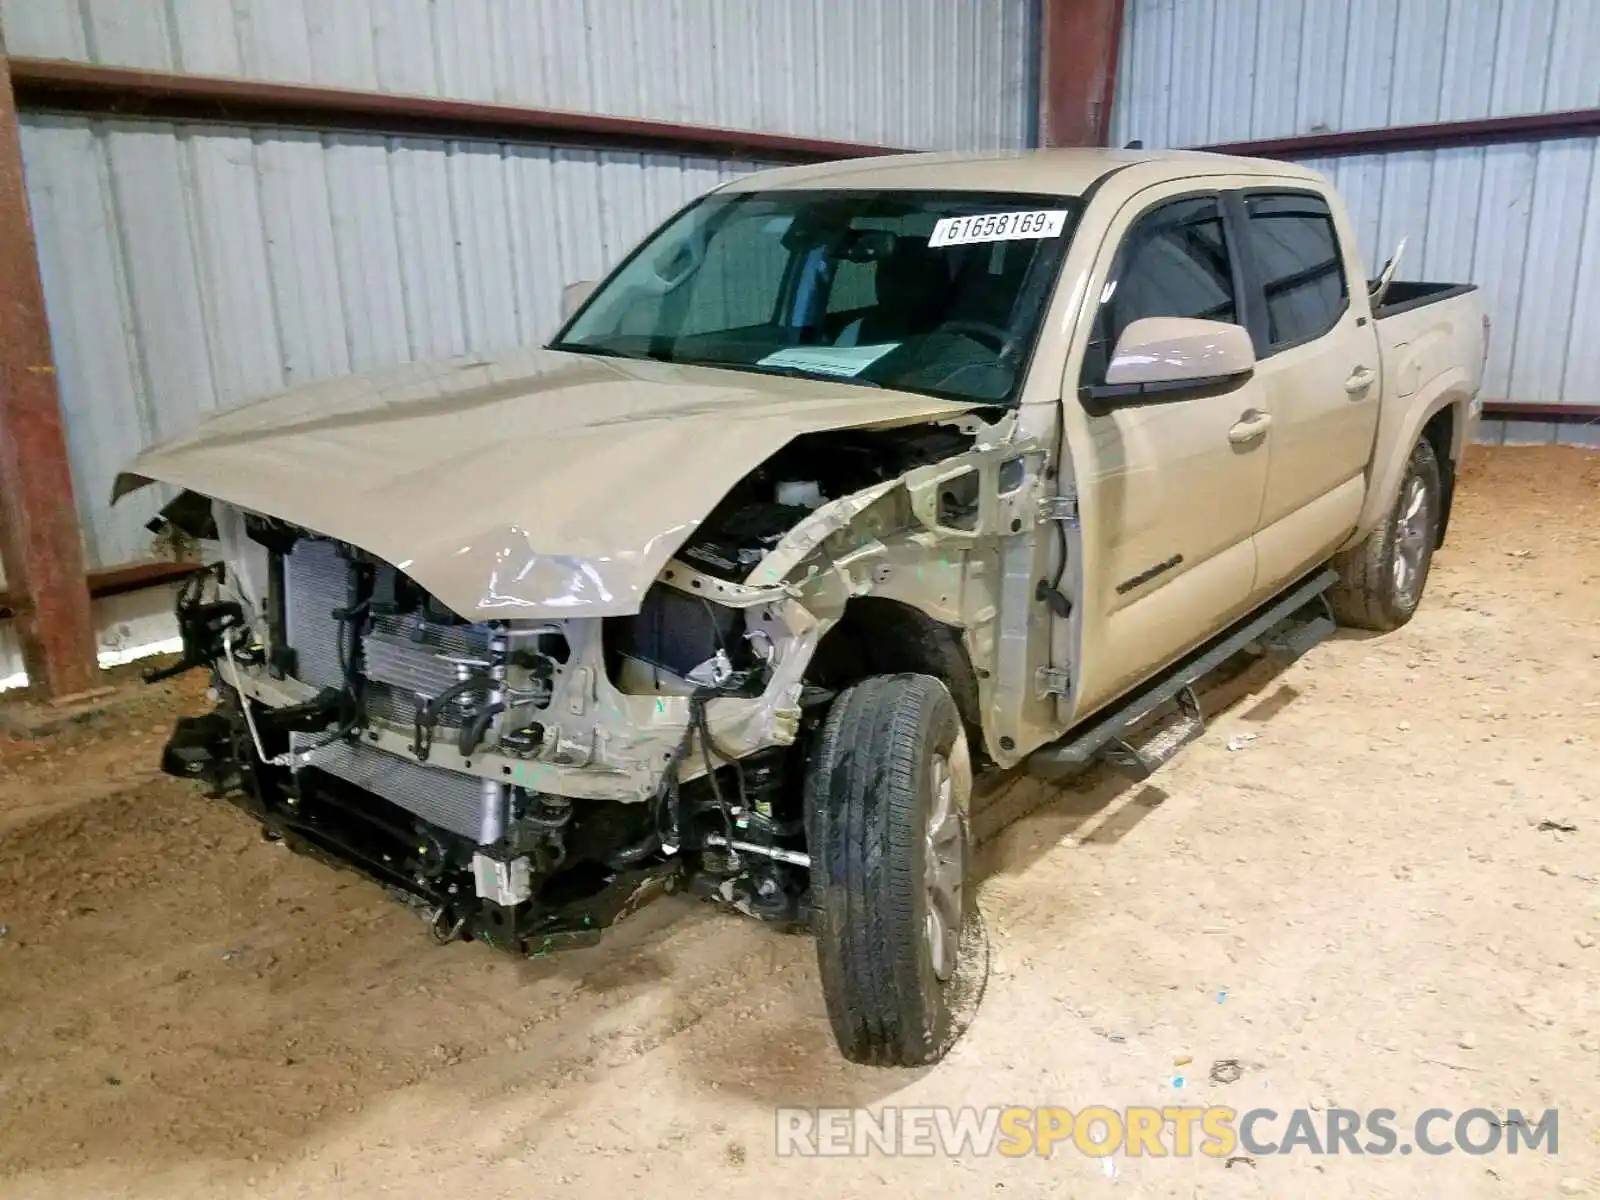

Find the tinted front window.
[
  {"left": 1082, "top": 195, "right": 1235, "bottom": 384},
  {"left": 554, "top": 189, "right": 1081, "bottom": 405},
  {"left": 1246, "top": 193, "right": 1348, "bottom": 348}
]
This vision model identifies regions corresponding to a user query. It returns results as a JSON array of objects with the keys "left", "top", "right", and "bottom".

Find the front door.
[
  {"left": 1067, "top": 185, "right": 1272, "bottom": 715},
  {"left": 1233, "top": 189, "right": 1379, "bottom": 594}
]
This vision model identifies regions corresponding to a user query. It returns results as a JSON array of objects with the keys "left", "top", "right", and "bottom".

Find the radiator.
[
  {"left": 291, "top": 733, "right": 509, "bottom": 844},
  {"left": 279, "top": 537, "right": 509, "bottom": 845}
]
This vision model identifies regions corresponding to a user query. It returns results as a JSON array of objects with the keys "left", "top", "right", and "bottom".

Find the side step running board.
[
  {"left": 1098, "top": 684, "right": 1205, "bottom": 781},
  {"left": 1259, "top": 592, "right": 1337, "bottom": 662},
  {"left": 1029, "top": 567, "right": 1339, "bottom": 779}
]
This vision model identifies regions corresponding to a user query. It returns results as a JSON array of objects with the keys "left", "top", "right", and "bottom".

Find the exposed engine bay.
[{"left": 148, "top": 410, "right": 1051, "bottom": 954}]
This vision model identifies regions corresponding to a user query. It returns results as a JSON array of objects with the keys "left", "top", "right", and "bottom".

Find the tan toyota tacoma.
[{"left": 118, "top": 148, "right": 1486, "bottom": 1066}]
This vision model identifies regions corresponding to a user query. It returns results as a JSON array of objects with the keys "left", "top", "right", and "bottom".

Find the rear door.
[
  {"left": 1231, "top": 189, "right": 1379, "bottom": 594},
  {"left": 1068, "top": 185, "right": 1271, "bottom": 712}
]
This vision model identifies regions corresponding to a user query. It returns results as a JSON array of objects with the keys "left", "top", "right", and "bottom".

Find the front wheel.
[
  {"left": 1330, "top": 437, "right": 1442, "bottom": 631},
  {"left": 806, "top": 673, "right": 974, "bottom": 1066}
]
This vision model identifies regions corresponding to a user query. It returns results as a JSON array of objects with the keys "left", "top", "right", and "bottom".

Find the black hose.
[
  {"left": 412, "top": 675, "right": 494, "bottom": 763},
  {"left": 605, "top": 825, "right": 663, "bottom": 869},
  {"left": 456, "top": 702, "right": 505, "bottom": 757}
]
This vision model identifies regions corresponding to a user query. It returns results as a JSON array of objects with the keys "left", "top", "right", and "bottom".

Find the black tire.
[
  {"left": 807, "top": 673, "right": 973, "bottom": 1066},
  {"left": 1330, "top": 437, "right": 1442, "bottom": 631}
]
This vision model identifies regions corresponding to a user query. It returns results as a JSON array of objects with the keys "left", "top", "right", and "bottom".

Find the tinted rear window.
[{"left": 1245, "top": 193, "right": 1347, "bottom": 349}]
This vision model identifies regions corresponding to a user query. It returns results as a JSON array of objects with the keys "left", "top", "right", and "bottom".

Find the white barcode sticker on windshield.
[{"left": 928, "top": 209, "right": 1069, "bottom": 247}]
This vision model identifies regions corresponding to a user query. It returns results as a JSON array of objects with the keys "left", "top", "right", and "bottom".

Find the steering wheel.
[{"left": 940, "top": 319, "right": 1010, "bottom": 351}]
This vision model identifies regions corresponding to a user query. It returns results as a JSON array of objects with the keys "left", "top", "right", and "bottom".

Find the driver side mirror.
[
  {"left": 560, "top": 280, "right": 596, "bottom": 322},
  {"left": 1086, "top": 317, "right": 1256, "bottom": 407}
]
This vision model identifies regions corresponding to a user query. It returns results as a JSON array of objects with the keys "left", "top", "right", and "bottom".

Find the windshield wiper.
[{"left": 690, "top": 359, "right": 882, "bottom": 387}]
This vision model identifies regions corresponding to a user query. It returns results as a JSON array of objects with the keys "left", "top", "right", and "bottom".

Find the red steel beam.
[
  {"left": 7, "top": 57, "right": 903, "bottom": 163},
  {"left": 0, "top": 50, "right": 99, "bottom": 696},
  {"left": 1482, "top": 402, "right": 1600, "bottom": 421},
  {"left": 0, "top": 559, "right": 196, "bottom": 622},
  {"left": 1204, "top": 108, "right": 1600, "bottom": 160},
  {"left": 1039, "top": 0, "right": 1126, "bottom": 147}
]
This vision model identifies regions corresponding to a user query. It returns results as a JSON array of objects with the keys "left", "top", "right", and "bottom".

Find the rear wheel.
[
  {"left": 1330, "top": 437, "right": 1441, "bottom": 631},
  {"left": 807, "top": 674, "right": 973, "bottom": 1066}
]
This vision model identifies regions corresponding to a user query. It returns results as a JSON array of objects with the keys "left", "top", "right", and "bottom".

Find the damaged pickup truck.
[{"left": 119, "top": 148, "right": 1486, "bottom": 1066}]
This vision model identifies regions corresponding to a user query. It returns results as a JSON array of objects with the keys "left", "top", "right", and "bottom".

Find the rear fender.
[{"left": 1341, "top": 371, "right": 1472, "bottom": 552}]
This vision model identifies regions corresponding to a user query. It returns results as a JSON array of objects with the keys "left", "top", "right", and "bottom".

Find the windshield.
[{"left": 553, "top": 188, "right": 1082, "bottom": 405}]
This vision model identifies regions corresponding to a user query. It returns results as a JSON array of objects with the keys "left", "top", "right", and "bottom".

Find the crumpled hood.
[{"left": 116, "top": 347, "right": 977, "bottom": 619}]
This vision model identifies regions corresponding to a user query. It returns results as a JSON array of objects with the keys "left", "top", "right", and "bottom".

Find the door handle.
[
  {"left": 1345, "top": 365, "right": 1377, "bottom": 394},
  {"left": 1227, "top": 410, "right": 1273, "bottom": 444}
]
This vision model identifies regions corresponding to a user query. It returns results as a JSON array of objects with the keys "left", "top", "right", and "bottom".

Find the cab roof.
[{"left": 724, "top": 147, "right": 1324, "bottom": 197}]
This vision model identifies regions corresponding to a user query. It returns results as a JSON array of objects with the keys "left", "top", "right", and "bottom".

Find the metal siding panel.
[
  {"left": 550, "top": 149, "right": 611, "bottom": 289},
  {"left": 1139, "top": 0, "right": 1175, "bottom": 149},
  {"left": 1117, "top": 0, "right": 1600, "bottom": 143},
  {"left": 306, "top": 0, "right": 380, "bottom": 91},
  {"left": 1339, "top": 0, "right": 1398, "bottom": 133},
  {"left": 1375, "top": 152, "right": 1434, "bottom": 280},
  {"left": 17, "top": 116, "right": 146, "bottom": 569},
  {"left": 0, "top": 0, "right": 89, "bottom": 58},
  {"left": 184, "top": 128, "right": 289, "bottom": 407},
  {"left": 1436, "top": 0, "right": 1502, "bottom": 122},
  {"left": 1511, "top": 139, "right": 1598, "bottom": 407},
  {"left": 101, "top": 122, "right": 219, "bottom": 444},
  {"left": 370, "top": 0, "right": 440, "bottom": 95},
  {"left": 1109, "top": 0, "right": 1139, "bottom": 146},
  {"left": 1295, "top": 0, "right": 1350, "bottom": 135},
  {"left": 954, "top": 0, "right": 982, "bottom": 152},
  {"left": 1501, "top": 420, "right": 1556, "bottom": 445},
  {"left": 673, "top": 0, "right": 720, "bottom": 134},
  {"left": 935, "top": 0, "right": 965, "bottom": 150},
  {"left": 389, "top": 138, "right": 470, "bottom": 361},
  {"left": 1417, "top": 146, "right": 1485, "bottom": 284},
  {"left": 712, "top": 1, "right": 757, "bottom": 136},
  {"left": 1562, "top": 147, "right": 1600, "bottom": 407},
  {"left": 79, "top": 0, "right": 174, "bottom": 69},
  {"left": 1469, "top": 142, "right": 1539, "bottom": 404},
  {"left": 1388, "top": 0, "right": 1448, "bottom": 126},
  {"left": 1166, "top": 0, "right": 1213, "bottom": 149},
  {"left": 235, "top": 0, "right": 315, "bottom": 83},
  {"left": 898, "top": 0, "right": 932, "bottom": 148},
  {"left": 1249, "top": 0, "right": 1303, "bottom": 140},
  {"left": 254, "top": 131, "right": 353, "bottom": 385},
  {"left": 585, "top": 0, "right": 635, "bottom": 130},
  {"left": 1545, "top": 0, "right": 1600, "bottom": 112},
  {"left": 1334, "top": 154, "right": 1386, "bottom": 269},
  {"left": 324, "top": 134, "right": 414, "bottom": 371},
  {"left": 504, "top": 145, "right": 565, "bottom": 344},
  {"left": 540, "top": 0, "right": 599, "bottom": 113},
  {"left": 1207, "top": 0, "right": 1258, "bottom": 145},
  {"left": 167, "top": 0, "right": 243, "bottom": 75},
  {"left": 11, "top": 0, "right": 1036, "bottom": 144},
  {"left": 1489, "top": 0, "right": 1558, "bottom": 118},
  {"left": 448, "top": 141, "right": 522, "bottom": 353},
  {"left": 432, "top": 0, "right": 498, "bottom": 104},
  {"left": 1557, "top": 421, "right": 1600, "bottom": 448}
]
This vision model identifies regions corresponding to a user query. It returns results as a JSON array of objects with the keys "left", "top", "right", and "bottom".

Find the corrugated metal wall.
[
  {"left": 0, "top": 0, "right": 1041, "bottom": 686},
  {"left": 1113, "top": 0, "right": 1600, "bottom": 146},
  {"left": 0, "top": 0, "right": 1038, "bottom": 151},
  {"left": 1111, "top": 0, "right": 1600, "bottom": 448},
  {"left": 18, "top": 117, "right": 761, "bottom": 569}
]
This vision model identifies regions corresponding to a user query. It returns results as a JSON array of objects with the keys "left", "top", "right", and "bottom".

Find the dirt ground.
[{"left": 1, "top": 444, "right": 1596, "bottom": 1199}]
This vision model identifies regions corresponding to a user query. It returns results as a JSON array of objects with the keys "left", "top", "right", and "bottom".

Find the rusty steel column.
[
  {"left": 0, "top": 46, "right": 98, "bottom": 697},
  {"left": 1039, "top": 0, "right": 1126, "bottom": 147}
]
